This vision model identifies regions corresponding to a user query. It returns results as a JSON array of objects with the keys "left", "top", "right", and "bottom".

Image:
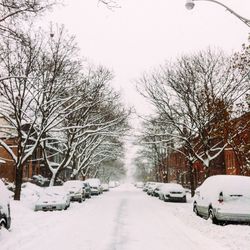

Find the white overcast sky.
[
  {"left": 46, "top": 0, "right": 250, "bottom": 115},
  {"left": 45, "top": 0, "right": 250, "bottom": 179}
]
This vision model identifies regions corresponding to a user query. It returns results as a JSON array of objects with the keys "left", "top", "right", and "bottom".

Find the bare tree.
[
  {"left": 0, "top": 34, "right": 49, "bottom": 200},
  {"left": 138, "top": 48, "right": 249, "bottom": 192},
  {"left": 0, "top": 0, "right": 56, "bottom": 41},
  {"left": 41, "top": 65, "right": 129, "bottom": 185}
]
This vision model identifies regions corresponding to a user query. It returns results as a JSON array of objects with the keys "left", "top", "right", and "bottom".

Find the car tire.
[
  {"left": 0, "top": 219, "right": 6, "bottom": 230},
  {"left": 208, "top": 208, "right": 219, "bottom": 225},
  {"left": 193, "top": 204, "right": 200, "bottom": 216}
]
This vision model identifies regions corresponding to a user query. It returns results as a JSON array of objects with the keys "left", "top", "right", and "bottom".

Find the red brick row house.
[
  {"left": 0, "top": 137, "right": 42, "bottom": 182},
  {"left": 157, "top": 112, "right": 250, "bottom": 189}
]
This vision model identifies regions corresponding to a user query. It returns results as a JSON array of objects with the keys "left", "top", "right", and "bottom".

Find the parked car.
[
  {"left": 101, "top": 183, "right": 109, "bottom": 192},
  {"left": 108, "top": 181, "right": 116, "bottom": 188},
  {"left": 0, "top": 179, "right": 11, "bottom": 229},
  {"left": 158, "top": 183, "right": 186, "bottom": 202},
  {"left": 135, "top": 182, "right": 144, "bottom": 188},
  {"left": 147, "top": 182, "right": 159, "bottom": 196},
  {"left": 82, "top": 182, "right": 92, "bottom": 198},
  {"left": 86, "top": 178, "right": 102, "bottom": 195},
  {"left": 152, "top": 183, "right": 164, "bottom": 197},
  {"left": 63, "top": 180, "right": 85, "bottom": 202},
  {"left": 143, "top": 182, "right": 156, "bottom": 192},
  {"left": 35, "top": 186, "right": 71, "bottom": 211},
  {"left": 193, "top": 175, "right": 250, "bottom": 225}
]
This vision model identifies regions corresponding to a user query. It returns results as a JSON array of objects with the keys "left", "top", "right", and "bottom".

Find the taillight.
[{"left": 218, "top": 191, "right": 223, "bottom": 203}]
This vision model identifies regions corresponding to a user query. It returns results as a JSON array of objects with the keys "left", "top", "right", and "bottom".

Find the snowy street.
[{"left": 1, "top": 184, "right": 250, "bottom": 250}]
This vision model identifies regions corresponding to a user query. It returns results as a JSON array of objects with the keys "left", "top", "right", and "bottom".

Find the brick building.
[{"left": 158, "top": 112, "right": 250, "bottom": 189}]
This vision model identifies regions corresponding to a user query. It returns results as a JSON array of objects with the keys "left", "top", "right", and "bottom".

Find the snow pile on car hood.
[{"left": 198, "top": 175, "right": 250, "bottom": 200}]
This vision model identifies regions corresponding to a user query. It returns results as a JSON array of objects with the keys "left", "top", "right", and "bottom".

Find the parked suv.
[{"left": 0, "top": 179, "right": 11, "bottom": 229}]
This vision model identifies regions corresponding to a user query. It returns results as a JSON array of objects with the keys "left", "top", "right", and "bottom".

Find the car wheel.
[
  {"left": 193, "top": 204, "right": 200, "bottom": 216},
  {"left": 78, "top": 198, "right": 82, "bottom": 203},
  {"left": 0, "top": 220, "right": 6, "bottom": 230},
  {"left": 208, "top": 208, "right": 219, "bottom": 225}
]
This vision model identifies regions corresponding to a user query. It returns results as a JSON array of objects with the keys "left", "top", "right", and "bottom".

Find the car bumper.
[
  {"left": 90, "top": 189, "right": 100, "bottom": 195},
  {"left": 35, "top": 203, "right": 66, "bottom": 211},
  {"left": 164, "top": 195, "right": 186, "bottom": 202},
  {"left": 215, "top": 210, "right": 250, "bottom": 222},
  {"left": 69, "top": 193, "right": 82, "bottom": 200}
]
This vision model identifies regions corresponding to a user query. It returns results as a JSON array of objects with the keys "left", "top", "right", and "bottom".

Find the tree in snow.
[
  {"left": 0, "top": 0, "right": 56, "bottom": 41},
  {"left": 97, "top": 157, "right": 126, "bottom": 183},
  {"left": 41, "top": 64, "right": 130, "bottom": 185},
  {"left": 0, "top": 33, "right": 58, "bottom": 200},
  {"left": 0, "top": 25, "right": 83, "bottom": 197},
  {"left": 137, "top": 117, "right": 170, "bottom": 182},
  {"left": 138, "top": 48, "right": 249, "bottom": 192}
]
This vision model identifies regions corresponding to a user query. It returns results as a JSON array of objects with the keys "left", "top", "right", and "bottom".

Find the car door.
[{"left": 196, "top": 186, "right": 208, "bottom": 217}]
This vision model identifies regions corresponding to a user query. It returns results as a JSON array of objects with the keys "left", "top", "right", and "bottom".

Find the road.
[{"left": 0, "top": 184, "right": 246, "bottom": 250}]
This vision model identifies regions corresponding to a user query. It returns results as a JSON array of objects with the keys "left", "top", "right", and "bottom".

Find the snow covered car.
[
  {"left": 152, "top": 183, "right": 165, "bottom": 197},
  {"left": 0, "top": 179, "right": 11, "bottom": 229},
  {"left": 135, "top": 182, "right": 144, "bottom": 188},
  {"left": 143, "top": 182, "right": 156, "bottom": 192},
  {"left": 86, "top": 178, "right": 102, "bottom": 195},
  {"left": 108, "top": 181, "right": 116, "bottom": 188},
  {"left": 63, "top": 180, "right": 85, "bottom": 202},
  {"left": 158, "top": 183, "right": 186, "bottom": 202},
  {"left": 193, "top": 175, "right": 250, "bottom": 225},
  {"left": 101, "top": 183, "right": 109, "bottom": 192},
  {"left": 34, "top": 186, "right": 71, "bottom": 211},
  {"left": 82, "top": 182, "right": 91, "bottom": 198},
  {"left": 147, "top": 182, "right": 159, "bottom": 196}
]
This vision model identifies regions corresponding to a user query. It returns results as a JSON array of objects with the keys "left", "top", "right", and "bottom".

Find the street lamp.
[{"left": 185, "top": 0, "right": 250, "bottom": 28}]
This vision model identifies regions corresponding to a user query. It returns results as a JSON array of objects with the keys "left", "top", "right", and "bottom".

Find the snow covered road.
[{"left": 1, "top": 184, "right": 250, "bottom": 250}]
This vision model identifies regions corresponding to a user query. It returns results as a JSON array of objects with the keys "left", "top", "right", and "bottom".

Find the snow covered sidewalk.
[{"left": 1, "top": 184, "right": 250, "bottom": 250}]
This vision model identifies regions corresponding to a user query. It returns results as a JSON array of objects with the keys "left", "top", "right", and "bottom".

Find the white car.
[
  {"left": 135, "top": 182, "right": 144, "bottom": 188},
  {"left": 0, "top": 179, "right": 11, "bottom": 229},
  {"left": 158, "top": 183, "right": 186, "bottom": 202},
  {"left": 108, "top": 181, "right": 116, "bottom": 188},
  {"left": 63, "top": 180, "right": 85, "bottom": 202},
  {"left": 86, "top": 178, "right": 102, "bottom": 195},
  {"left": 147, "top": 182, "right": 159, "bottom": 195},
  {"left": 101, "top": 183, "right": 109, "bottom": 191},
  {"left": 193, "top": 175, "right": 250, "bottom": 224},
  {"left": 35, "top": 186, "right": 71, "bottom": 211},
  {"left": 152, "top": 183, "right": 165, "bottom": 197}
]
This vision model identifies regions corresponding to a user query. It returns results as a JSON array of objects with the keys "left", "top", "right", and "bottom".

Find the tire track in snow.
[{"left": 106, "top": 197, "right": 128, "bottom": 250}]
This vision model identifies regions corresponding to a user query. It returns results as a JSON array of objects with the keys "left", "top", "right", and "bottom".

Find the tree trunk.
[
  {"left": 188, "top": 160, "right": 195, "bottom": 197},
  {"left": 14, "top": 163, "right": 23, "bottom": 200}
]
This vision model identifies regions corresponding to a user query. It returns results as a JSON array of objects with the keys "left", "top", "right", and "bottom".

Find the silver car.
[
  {"left": 158, "top": 183, "right": 186, "bottom": 202},
  {"left": 193, "top": 175, "right": 250, "bottom": 225},
  {"left": 35, "top": 186, "right": 71, "bottom": 211}
]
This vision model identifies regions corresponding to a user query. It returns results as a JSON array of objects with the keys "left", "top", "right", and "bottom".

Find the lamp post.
[{"left": 185, "top": 0, "right": 250, "bottom": 28}]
